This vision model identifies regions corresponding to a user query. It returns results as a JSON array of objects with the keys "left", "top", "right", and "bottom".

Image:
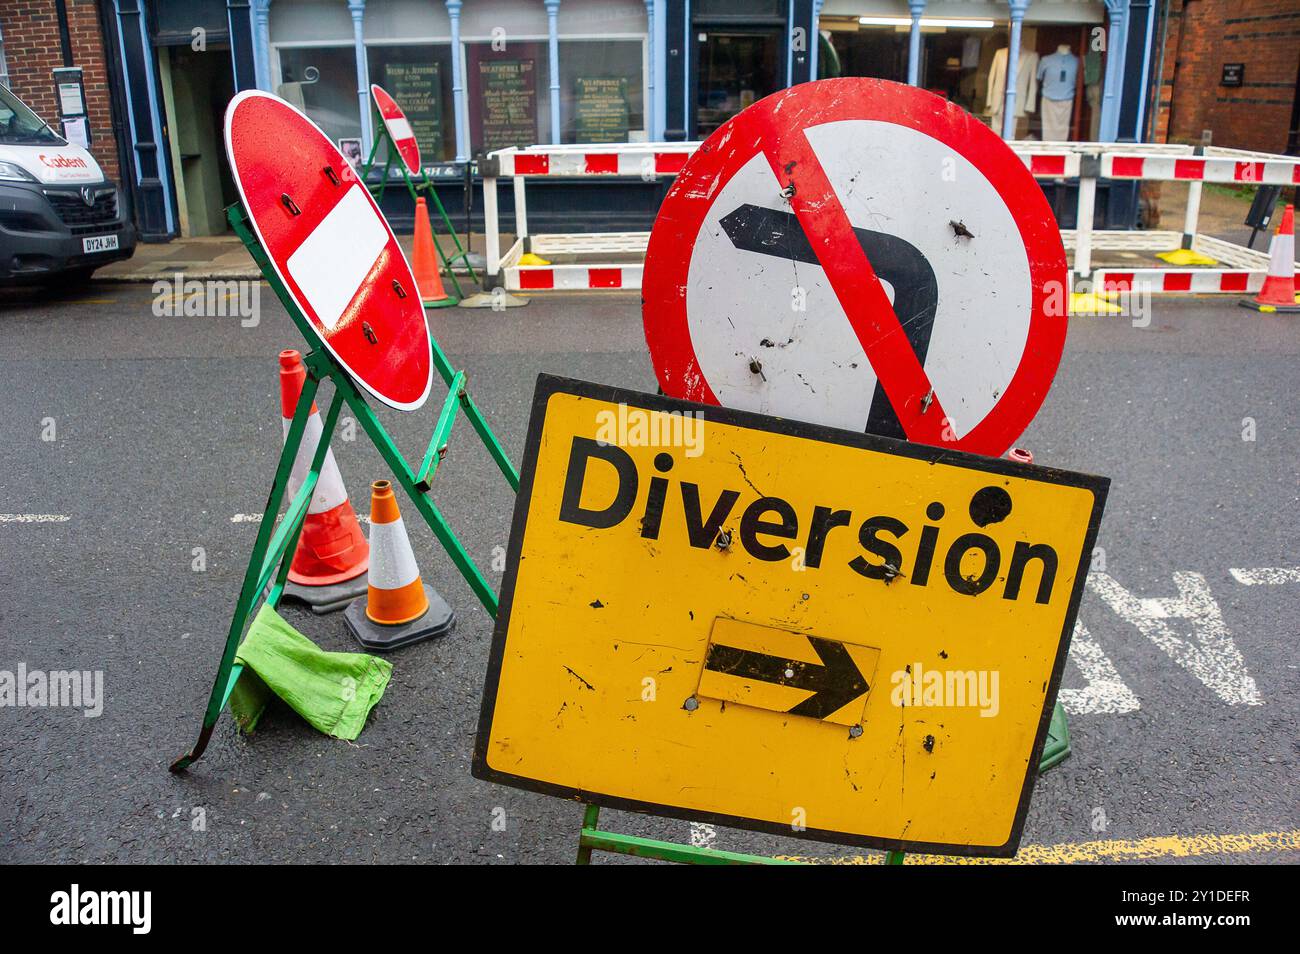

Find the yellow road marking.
[{"left": 778, "top": 829, "right": 1300, "bottom": 864}]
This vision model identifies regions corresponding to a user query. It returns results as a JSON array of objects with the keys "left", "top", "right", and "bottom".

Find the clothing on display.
[
  {"left": 1037, "top": 47, "right": 1079, "bottom": 101},
  {"left": 1037, "top": 45, "right": 1078, "bottom": 141},
  {"left": 1041, "top": 96, "right": 1073, "bottom": 141},
  {"left": 986, "top": 45, "right": 1040, "bottom": 138}
]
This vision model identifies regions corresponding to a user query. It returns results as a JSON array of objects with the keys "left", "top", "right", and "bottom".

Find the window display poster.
[
  {"left": 383, "top": 60, "right": 443, "bottom": 160},
  {"left": 478, "top": 58, "right": 538, "bottom": 152},
  {"left": 573, "top": 76, "right": 629, "bottom": 143}
]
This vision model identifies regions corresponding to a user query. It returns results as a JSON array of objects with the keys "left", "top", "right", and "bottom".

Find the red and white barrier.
[
  {"left": 482, "top": 143, "right": 698, "bottom": 293},
  {"left": 481, "top": 139, "right": 1298, "bottom": 296}
]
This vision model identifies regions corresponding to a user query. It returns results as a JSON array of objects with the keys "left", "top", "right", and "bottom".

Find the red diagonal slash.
[{"left": 757, "top": 126, "right": 951, "bottom": 446}]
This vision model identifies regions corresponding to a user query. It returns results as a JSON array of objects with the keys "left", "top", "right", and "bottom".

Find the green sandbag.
[{"left": 233, "top": 604, "right": 392, "bottom": 740}]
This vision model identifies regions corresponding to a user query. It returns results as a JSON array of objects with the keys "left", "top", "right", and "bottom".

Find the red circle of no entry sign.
[
  {"left": 642, "top": 77, "right": 1068, "bottom": 457},
  {"left": 371, "top": 84, "right": 422, "bottom": 177},
  {"left": 225, "top": 90, "right": 432, "bottom": 411}
]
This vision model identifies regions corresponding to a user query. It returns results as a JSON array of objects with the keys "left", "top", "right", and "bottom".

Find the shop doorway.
[
  {"left": 694, "top": 28, "right": 783, "bottom": 138},
  {"left": 157, "top": 44, "right": 238, "bottom": 236}
]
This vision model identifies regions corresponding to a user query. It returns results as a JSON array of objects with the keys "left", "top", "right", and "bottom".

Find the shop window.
[
  {"left": 366, "top": 44, "right": 456, "bottom": 162},
  {"left": 695, "top": 0, "right": 783, "bottom": 17},
  {"left": 276, "top": 46, "right": 362, "bottom": 147},
  {"left": 466, "top": 41, "right": 550, "bottom": 155},
  {"left": 559, "top": 40, "right": 644, "bottom": 144},
  {"left": 695, "top": 29, "right": 781, "bottom": 138}
]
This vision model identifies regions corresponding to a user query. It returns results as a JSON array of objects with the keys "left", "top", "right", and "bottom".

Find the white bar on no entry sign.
[
  {"left": 286, "top": 185, "right": 387, "bottom": 331},
  {"left": 386, "top": 117, "right": 414, "bottom": 142}
]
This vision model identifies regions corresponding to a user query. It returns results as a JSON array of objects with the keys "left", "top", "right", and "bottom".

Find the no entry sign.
[
  {"left": 474, "top": 376, "right": 1107, "bottom": 855},
  {"left": 643, "top": 78, "right": 1068, "bottom": 457},
  {"left": 225, "top": 91, "right": 432, "bottom": 410},
  {"left": 370, "top": 84, "right": 421, "bottom": 176}
]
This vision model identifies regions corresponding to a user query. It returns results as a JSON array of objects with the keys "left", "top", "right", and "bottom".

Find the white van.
[{"left": 0, "top": 84, "right": 135, "bottom": 285}]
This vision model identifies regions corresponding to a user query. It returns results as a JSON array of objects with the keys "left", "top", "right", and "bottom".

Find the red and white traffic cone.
[
  {"left": 1241, "top": 204, "right": 1300, "bottom": 313},
  {"left": 344, "top": 480, "right": 454, "bottom": 651},
  {"left": 278, "top": 349, "right": 370, "bottom": 613}
]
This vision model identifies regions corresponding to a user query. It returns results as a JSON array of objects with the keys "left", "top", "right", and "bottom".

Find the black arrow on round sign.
[
  {"left": 718, "top": 203, "right": 938, "bottom": 440},
  {"left": 703, "top": 634, "right": 870, "bottom": 720}
]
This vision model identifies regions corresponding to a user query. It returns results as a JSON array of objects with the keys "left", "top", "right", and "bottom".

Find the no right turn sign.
[{"left": 643, "top": 78, "right": 1069, "bottom": 457}]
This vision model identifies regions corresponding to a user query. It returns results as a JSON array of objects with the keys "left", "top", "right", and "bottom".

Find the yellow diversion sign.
[{"left": 474, "top": 376, "right": 1108, "bottom": 856}]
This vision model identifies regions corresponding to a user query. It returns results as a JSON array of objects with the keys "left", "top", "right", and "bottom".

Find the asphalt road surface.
[{"left": 1, "top": 281, "right": 1296, "bottom": 864}]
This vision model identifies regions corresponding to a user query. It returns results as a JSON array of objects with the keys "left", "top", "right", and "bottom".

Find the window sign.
[
  {"left": 573, "top": 76, "right": 628, "bottom": 143},
  {"left": 383, "top": 61, "right": 443, "bottom": 161},
  {"left": 468, "top": 43, "right": 545, "bottom": 153}
]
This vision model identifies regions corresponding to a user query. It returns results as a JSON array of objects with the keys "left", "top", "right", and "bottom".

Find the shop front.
[
  {"left": 818, "top": 1, "right": 1109, "bottom": 142},
  {"left": 101, "top": 0, "right": 1159, "bottom": 241}
]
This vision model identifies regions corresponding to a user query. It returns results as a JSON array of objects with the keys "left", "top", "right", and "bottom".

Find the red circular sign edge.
[
  {"left": 370, "top": 84, "right": 422, "bottom": 177},
  {"left": 225, "top": 90, "right": 432, "bottom": 411},
  {"left": 642, "top": 77, "right": 1069, "bottom": 458}
]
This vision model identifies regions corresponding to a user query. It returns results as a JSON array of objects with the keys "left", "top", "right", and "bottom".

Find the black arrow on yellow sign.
[{"left": 703, "top": 635, "right": 870, "bottom": 720}]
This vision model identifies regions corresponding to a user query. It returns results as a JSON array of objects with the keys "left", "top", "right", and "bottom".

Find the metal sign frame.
[
  {"left": 474, "top": 375, "right": 1108, "bottom": 859},
  {"left": 361, "top": 85, "right": 478, "bottom": 301},
  {"left": 169, "top": 202, "right": 518, "bottom": 773}
]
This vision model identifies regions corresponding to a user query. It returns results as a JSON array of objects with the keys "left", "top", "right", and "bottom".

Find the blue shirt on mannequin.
[{"left": 1038, "top": 51, "right": 1079, "bottom": 102}]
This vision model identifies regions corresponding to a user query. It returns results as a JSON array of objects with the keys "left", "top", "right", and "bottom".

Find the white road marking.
[
  {"left": 1058, "top": 620, "right": 1141, "bottom": 715},
  {"left": 1230, "top": 567, "right": 1300, "bottom": 585},
  {"left": 1087, "top": 571, "right": 1262, "bottom": 707},
  {"left": 0, "top": 514, "right": 71, "bottom": 523},
  {"left": 689, "top": 822, "right": 717, "bottom": 849}
]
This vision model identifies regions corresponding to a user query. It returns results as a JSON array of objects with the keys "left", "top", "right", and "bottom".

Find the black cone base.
[
  {"left": 343, "top": 584, "right": 455, "bottom": 652},
  {"left": 281, "top": 573, "right": 370, "bottom": 615}
]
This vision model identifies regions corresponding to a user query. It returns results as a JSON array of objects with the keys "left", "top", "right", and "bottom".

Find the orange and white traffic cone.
[
  {"left": 278, "top": 349, "right": 370, "bottom": 613},
  {"left": 344, "top": 480, "right": 455, "bottom": 651},
  {"left": 1241, "top": 204, "right": 1300, "bottom": 313},
  {"left": 412, "top": 197, "right": 457, "bottom": 309}
]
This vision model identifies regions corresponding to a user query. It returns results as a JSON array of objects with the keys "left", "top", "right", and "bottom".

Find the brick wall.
[
  {"left": 1156, "top": 0, "right": 1300, "bottom": 154},
  {"left": 0, "top": 0, "right": 121, "bottom": 182}
]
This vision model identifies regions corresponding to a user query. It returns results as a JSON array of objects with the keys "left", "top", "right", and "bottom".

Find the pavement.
[
  {"left": 97, "top": 231, "right": 507, "bottom": 283},
  {"left": 0, "top": 280, "right": 1297, "bottom": 864}
]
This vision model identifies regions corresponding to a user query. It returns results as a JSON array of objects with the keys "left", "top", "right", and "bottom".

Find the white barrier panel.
[
  {"left": 482, "top": 140, "right": 1299, "bottom": 295},
  {"left": 1093, "top": 268, "right": 1296, "bottom": 294},
  {"left": 1102, "top": 154, "right": 1300, "bottom": 185},
  {"left": 491, "top": 143, "right": 700, "bottom": 177}
]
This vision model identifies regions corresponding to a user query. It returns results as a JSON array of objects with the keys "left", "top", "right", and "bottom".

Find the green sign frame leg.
[
  {"left": 169, "top": 202, "right": 518, "bottom": 774},
  {"left": 360, "top": 119, "right": 479, "bottom": 301}
]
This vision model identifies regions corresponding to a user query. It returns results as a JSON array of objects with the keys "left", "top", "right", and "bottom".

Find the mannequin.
[
  {"left": 1084, "top": 47, "right": 1102, "bottom": 140},
  {"left": 1037, "top": 44, "right": 1079, "bottom": 141},
  {"left": 986, "top": 43, "right": 1039, "bottom": 139}
]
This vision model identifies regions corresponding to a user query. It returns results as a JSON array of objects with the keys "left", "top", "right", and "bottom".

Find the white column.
[
  {"left": 907, "top": 0, "right": 925, "bottom": 86},
  {"left": 252, "top": 0, "right": 272, "bottom": 91},
  {"left": 1100, "top": 0, "right": 1129, "bottom": 141},
  {"left": 445, "top": 0, "right": 468, "bottom": 161},
  {"left": 347, "top": 0, "right": 371, "bottom": 146},
  {"left": 545, "top": 0, "right": 562, "bottom": 143},
  {"left": 810, "top": 0, "right": 824, "bottom": 80},
  {"left": 643, "top": 0, "right": 655, "bottom": 137},
  {"left": 1075, "top": 170, "right": 1096, "bottom": 277}
]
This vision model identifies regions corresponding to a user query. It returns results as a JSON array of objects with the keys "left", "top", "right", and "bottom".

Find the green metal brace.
[
  {"left": 575, "top": 804, "right": 907, "bottom": 866},
  {"left": 360, "top": 118, "right": 478, "bottom": 301},
  {"left": 168, "top": 203, "right": 518, "bottom": 773}
]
